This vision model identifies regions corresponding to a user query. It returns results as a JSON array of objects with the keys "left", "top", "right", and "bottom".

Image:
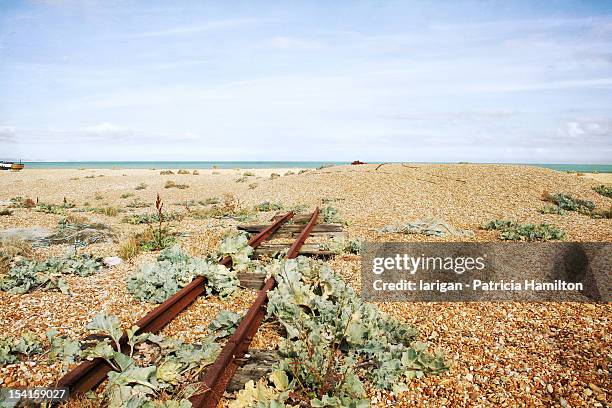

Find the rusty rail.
[
  {"left": 56, "top": 211, "right": 295, "bottom": 395},
  {"left": 189, "top": 207, "right": 320, "bottom": 407}
]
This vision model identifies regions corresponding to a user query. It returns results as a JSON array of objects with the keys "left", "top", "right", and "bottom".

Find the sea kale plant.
[
  {"left": 126, "top": 232, "right": 255, "bottom": 303},
  {"left": 0, "top": 331, "right": 43, "bottom": 364},
  {"left": 484, "top": 220, "right": 565, "bottom": 241},
  {"left": 593, "top": 185, "right": 612, "bottom": 198},
  {"left": 231, "top": 257, "right": 448, "bottom": 407},
  {"left": 0, "top": 253, "right": 103, "bottom": 294}
]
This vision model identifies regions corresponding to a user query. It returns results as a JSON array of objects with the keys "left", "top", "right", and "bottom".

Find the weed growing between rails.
[{"left": 232, "top": 257, "right": 449, "bottom": 407}]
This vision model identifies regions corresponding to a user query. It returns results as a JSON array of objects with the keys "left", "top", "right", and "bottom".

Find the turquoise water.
[{"left": 18, "top": 161, "right": 612, "bottom": 173}]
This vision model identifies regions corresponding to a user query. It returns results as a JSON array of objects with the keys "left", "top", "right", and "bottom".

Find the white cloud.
[
  {"left": 265, "top": 36, "right": 323, "bottom": 50},
  {"left": 134, "top": 18, "right": 260, "bottom": 38},
  {"left": 0, "top": 126, "right": 16, "bottom": 143}
]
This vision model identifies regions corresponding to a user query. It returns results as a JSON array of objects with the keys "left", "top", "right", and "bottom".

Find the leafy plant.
[
  {"left": 122, "top": 212, "right": 182, "bottom": 225},
  {"left": 270, "top": 173, "right": 280, "bottom": 180},
  {"left": 135, "top": 182, "right": 148, "bottom": 190},
  {"left": 165, "top": 180, "right": 189, "bottom": 189},
  {"left": 126, "top": 245, "right": 239, "bottom": 303},
  {"left": 207, "top": 310, "right": 242, "bottom": 341},
  {"left": 90, "top": 206, "right": 121, "bottom": 217},
  {"left": 593, "top": 185, "right": 612, "bottom": 198},
  {"left": 0, "top": 253, "right": 103, "bottom": 294},
  {"left": 538, "top": 205, "right": 566, "bottom": 215},
  {"left": 121, "top": 192, "right": 135, "bottom": 199},
  {"left": 143, "top": 194, "right": 176, "bottom": 252},
  {"left": 35, "top": 202, "right": 74, "bottom": 214},
  {"left": 322, "top": 205, "right": 346, "bottom": 225},
  {"left": 484, "top": 220, "right": 565, "bottom": 241},
  {"left": 0, "top": 332, "right": 43, "bottom": 364},
  {"left": 254, "top": 201, "right": 284, "bottom": 212},
  {"left": 543, "top": 192, "right": 595, "bottom": 215},
  {"left": 9, "top": 197, "right": 36, "bottom": 208},
  {"left": 0, "top": 238, "right": 32, "bottom": 275},
  {"left": 243, "top": 171, "right": 255, "bottom": 177},
  {"left": 127, "top": 199, "right": 151, "bottom": 208},
  {"left": 177, "top": 169, "right": 190, "bottom": 174},
  {"left": 240, "top": 257, "right": 448, "bottom": 406},
  {"left": 319, "top": 237, "right": 364, "bottom": 254},
  {"left": 160, "top": 170, "right": 174, "bottom": 175},
  {"left": 235, "top": 176, "right": 249, "bottom": 183}
]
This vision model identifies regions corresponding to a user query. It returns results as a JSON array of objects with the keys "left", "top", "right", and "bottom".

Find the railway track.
[{"left": 55, "top": 208, "right": 321, "bottom": 406}]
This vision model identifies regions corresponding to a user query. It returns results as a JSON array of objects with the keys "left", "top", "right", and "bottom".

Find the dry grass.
[
  {"left": 0, "top": 238, "right": 33, "bottom": 274},
  {"left": 90, "top": 206, "right": 120, "bottom": 217},
  {"left": 118, "top": 234, "right": 141, "bottom": 260},
  {"left": 164, "top": 180, "right": 189, "bottom": 189}
]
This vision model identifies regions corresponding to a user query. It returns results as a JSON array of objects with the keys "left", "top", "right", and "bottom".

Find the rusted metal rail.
[
  {"left": 189, "top": 207, "right": 320, "bottom": 407},
  {"left": 56, "top": 211, "right": 295, "bottom": 395}
]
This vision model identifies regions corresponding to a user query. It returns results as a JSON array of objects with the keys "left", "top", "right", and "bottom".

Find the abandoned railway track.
[{"left": 55, "top": 207, "right": 327, "bottom": 406}]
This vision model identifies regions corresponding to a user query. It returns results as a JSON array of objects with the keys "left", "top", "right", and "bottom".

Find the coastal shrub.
[
  {"left": 190, "top": 194, "right": 253, "bottom": 220},
  {"left": 235, "top": 257, "right": 448, "bottom": 406},
  {"left": 122, "top": 212, "right": 182, "bottom": 225},
  {"left": 538, "top": 205, "right": 566, "bottom": 215},
  {"left": 9, "top": 197, "right": 36, "bottom": 209},
  {"left": 160, "top": 170, "right": 174, "bottom": 175},
  {"left": 90, "top": 206, "right": 120, "bottom": 217},
  {"left": 0, "top": 332, "right": 43, "bottom": 364},
  {"left": 164, "top": 180, "right": 189, "bottom": 189},
  {"left": 192, "top": 170, "right": 199, "bottom": 175},
  {"left": 254, "top": 201, "right": 283, "bottom": 212},
  {"left": 0, "top": 238, "right": 33, "bottom": 275},
  {"left": 35, "top": 202, "right": 75, "bottom": 214},
  {"left": 135, "top": 182, "right": 147, "bottom": 190},
  {"left": 321, "top": 205, "right": 346, "bottom": 224},
  {"left": 126, "top": 245, "right": 239, "bottom": 303},
  {"left": 317, "top": 163, "right": 334, "bottom": 170},
  {"left": 235, "top": 176, "right": 248, "bottom": 183},
  {"left": 77, "top": 313, "right": 219, "bottom": 407},
  {"left": 284, "top": 170, "right": 294, "bottom": 176},
  {"left": 126, "top": 199, "right": 150, "bottom": 208},
  {"left": 484, "top": 220, "right": 565, "bottom": 241},
  {"left": 248, "top": 183, "right": 258, "bottom": 189},
  {"left": 85, "top": 175, "right": 95, "bottom": 179},
  {"left": 243, "top": 171, "right": 255, "bottom": 177},
  {"left": 94, "top": 192, "right": 104, "bottom": 200},
  {"left": 120, "top": 192, "right": 134, "bottom": 199},
  {"left": 543, "top": 192, "right": 594, "bottom": 214},
  {"left": 270, "top": 173, "right": 280, "bottom": 180},
  {"left": 177, "top": 169, "right": 190, "bottom": 174},
  {"left": 593, "top": 185, "right": 612, "bottom": 198},
  {"left": 319, "top": 237, "right": 364, "bottom": 254},
  {"left": 200, "top": 197, "right": 220, "bottom": 205},
  {"left": 0, "top": 253, "right": 103, "bottom": 294},
  {"left": 0, "top": 208, "right": 12, "bottom": 216}
]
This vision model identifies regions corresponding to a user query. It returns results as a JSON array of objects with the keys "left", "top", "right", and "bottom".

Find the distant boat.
[{"left": 0, "top": 161, "right": 25, "bottom": 171}]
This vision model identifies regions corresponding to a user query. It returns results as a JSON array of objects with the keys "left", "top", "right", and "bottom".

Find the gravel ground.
[{"left": 0, "top": 164, "right": 610, "bottom": 407}]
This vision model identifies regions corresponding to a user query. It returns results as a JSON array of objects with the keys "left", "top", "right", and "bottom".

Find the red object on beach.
[{"left": 351, "top": 160, "right": 366, "bottom": 165}]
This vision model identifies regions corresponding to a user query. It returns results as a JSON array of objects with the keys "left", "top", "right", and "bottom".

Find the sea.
[{"left": 14, "top": 161, "right": 612, "bottom": 173}]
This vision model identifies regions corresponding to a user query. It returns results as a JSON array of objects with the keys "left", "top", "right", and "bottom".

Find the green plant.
[
  {"left": 243, "top": 171, "right": 255, "bottom": 177},
  {"left": 207, "top": 310, "right": 242, "bottom": 341},
  {"left": 484, "top": 220, "right": 565, "bottom": 241},
  {"left": 165, "top": 180, "right": 189, "bottom": 189},
  {"left": 543, "top": 192, "right": 595, "bottom": 214},
  {"left": 177, "top": 169, "right": 190, "bottom": 174},
  {"left": 0, "top": 238, "right": 33, "bottom": 275},
  {"left": 248, "top": 183, "right": 258, "bottom": 190},
  {"left": 90, "top": 206, "right": 120, "bottom": 217},
  {"left": 118, "top": 236, "right": 142, "bottom": 261},
  {"left": 135, "top": 182, "right": 148, "bottom": 190},
  {"left": 0, "top": 332, "right": 43, "bottom": 364},
  {"left": 235, "top": 176, "right": 248, "bottom": 183},
  {"left": 0, "top": 254, "right": 103, "bottom": 294},
  {"left": 593, "top": 185, "right": 612, "bottom": 198},
  {"left": 284, "top": 171, "right": 294, "bottom": 176},
  {"left": 270, "top": 173, "right": 280, "bottom": 180},
  {"left": 126, "top": 245, "right": 239, "bottom": 303},
  {"left": 94, "top": 192, "right": 104, "bottom": 200},
  {"left": 322, "top": 205, "right": 346, "bottom": 224},
  {"left": 233, "top": 257, "right": 448, "bottom": 406},
  {"left": 160, "top": 170, "right": 174, "bottom": 175},
  {"left": 538, "top": 205, "right": 566, "bottom": 215},
  {"left": 35, "top": 202, "right": 74, "bottom": 214},
  {"left": 140, "top": 194, "right": 177, "bottom": 252},
  {"left": 254, "top": 201, "right": 283, "bottom": 212},
  {"left": 320, "top": 237, "right": 364, "bottom": 254},
  {"left": 126, "top": 199, "right": 150, "bottom": 208},
  {"left": 122, "top": 212, "right": 182, "bottom": 225},
  {"left": 120, "top": 192, "right": 134, "bottom": 199},
  {"left": 9, "top": 197, "right": 36, "bottom": 208}
]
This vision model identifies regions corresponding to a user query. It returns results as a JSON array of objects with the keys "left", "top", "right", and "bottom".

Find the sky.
[{"left": 0, "top": 0, "right": 611, "bottom": 163}]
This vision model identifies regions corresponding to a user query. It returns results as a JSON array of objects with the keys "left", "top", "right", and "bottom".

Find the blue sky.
[{"left": 0, "top": 0, "right": 611, "bottom": 163}]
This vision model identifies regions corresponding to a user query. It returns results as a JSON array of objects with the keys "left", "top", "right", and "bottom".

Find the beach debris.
[
  {"left": 381, "top": 217, "right": 475, "bottom": 237},
  {"left": 103, "top": 256, "right": 122, "bottom": 267},
  {"left": 351, "top": 160, "right": 367, "bottom": 165},
  {"left": 484, "top": 220, "right": 565, "bottom": 241},
  {"left": 35, "top": 216, "right": 114, "bottom": 247}
]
